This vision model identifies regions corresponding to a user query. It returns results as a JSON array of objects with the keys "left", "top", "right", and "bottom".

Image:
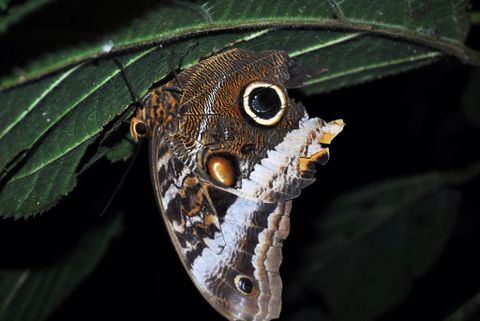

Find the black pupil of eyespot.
[
  {"left": 248, "top": 87, "right": 281, "bottom": 119},
  {"left": 238, "top": 277, "right": 253, "bottom": 294},
  {"left": 135, "top": 122, "right": 147, "bottom": 135}
]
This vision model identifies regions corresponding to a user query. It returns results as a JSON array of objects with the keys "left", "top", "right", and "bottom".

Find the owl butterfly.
[{"left": 130, "top": 48, "right": 344, "bottom": 321}]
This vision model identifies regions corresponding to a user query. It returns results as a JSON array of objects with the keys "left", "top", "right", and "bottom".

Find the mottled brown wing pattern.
[
  {"left": 172, "top": 50, "right": 306, "bottom": 181},
  {"left": 130, "top": 48, "right": 344, "bottom": 321},
  {"left": 150, "top": 128, "right": 291, "bottom": 320}
]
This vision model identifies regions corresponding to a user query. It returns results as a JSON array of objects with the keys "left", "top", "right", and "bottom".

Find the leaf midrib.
[
  {"left": 0, "top": 270, "right": 30, "bottom": 319},
  {"left": 2, "top": 17, "right": 478, "bottom": 90}
]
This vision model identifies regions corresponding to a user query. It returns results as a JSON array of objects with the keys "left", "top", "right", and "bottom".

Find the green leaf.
[
  {"left": 472, "top": 11, "right": 480, "bottom": 25},
  {"left": 0, "top": 0, "right": 477, "bottom": 218},
  {"left": 0, "top": 0, "right": 9, "bottom": 11},
  {"left": 0, "top": 0, "right": 56, "bottom": 32},
  {"left": 294, "top": 172, "right": 465, "bottom": 321},
  {"left": 0, "top": 213, "right": 123, "bottom": 321},
  {"left": 0, "top": 139, "right": 92, "bottom": 217},
  {"left": 1, "top": 0, "right": 477, "bottom": 89},
  {"left": 105, "top": 136, "right": 136, "bottom": 163}
]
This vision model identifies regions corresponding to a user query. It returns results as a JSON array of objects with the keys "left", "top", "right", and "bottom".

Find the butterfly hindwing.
[{"left": 150, "top": 127, "right": 291, "bottom": 320}]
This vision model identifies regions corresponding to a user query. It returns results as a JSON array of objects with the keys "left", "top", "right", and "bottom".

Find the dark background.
[{"left": 1, "top": 2, "right": 479, "bottom": 321}]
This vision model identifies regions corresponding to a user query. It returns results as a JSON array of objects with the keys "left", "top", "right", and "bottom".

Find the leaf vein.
[
  {"left": 0, "top": 270, "right": 30, "bottom": 318},
  {"left": 306, "top": 52, "right": 442, "bottom": 86},
  {"left": 0, "top": 64, "right": 81, "bottom": 141}
]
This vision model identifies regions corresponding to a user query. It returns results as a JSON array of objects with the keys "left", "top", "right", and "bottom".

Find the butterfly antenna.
[
  {"left": 99, "top": 143, "right": 142, "bottom": 217},
  {"left": 168, "top": 47, "right": 185, "bottom": 91},
  {"left": 178, "top": 41, "right": 200, "bottom": 68},
  {"left": 168, "top": 42, "right": 199, "bottom": 91},
  {"left": 113, "top": 58, "right": 141, "bottom": 103},
  {"left": 98, "top": 57, "right": 144, "bottom": 216}
]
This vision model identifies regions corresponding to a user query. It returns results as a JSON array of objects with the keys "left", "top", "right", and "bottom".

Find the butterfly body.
[{"left": 130, "top": 48, "right": 344, "bottom": 321}]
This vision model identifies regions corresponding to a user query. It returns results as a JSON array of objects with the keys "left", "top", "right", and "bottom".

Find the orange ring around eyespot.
[
  {"left": 207, "top": 156, "right": 235, "bottom": 187},
  {"left": 130, "top": 118, "right": 146, "bottom": 142}
]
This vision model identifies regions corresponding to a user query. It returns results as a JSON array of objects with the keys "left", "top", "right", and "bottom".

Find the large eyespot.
[
  {"left": 234, "top": 274, "right": 254, "bottom": 295},
  {"left": 242, "top": 81, "right": 286, "bottom": 126}
]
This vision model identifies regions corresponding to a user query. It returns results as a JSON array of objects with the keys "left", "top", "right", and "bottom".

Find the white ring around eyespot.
[
  {"left": 234, "top": 274, "right": 253, "bottom": 295},
  {"left": 242, "top": 81, "right": 286, "bottom": 126}
]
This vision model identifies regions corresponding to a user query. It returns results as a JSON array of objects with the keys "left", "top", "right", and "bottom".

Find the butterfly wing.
[
  {"left": 133, "top": 48, "right": 344, "bottom": 321},
  {"left": 150, "top": 127, "right": 290, "bottom": 321}
]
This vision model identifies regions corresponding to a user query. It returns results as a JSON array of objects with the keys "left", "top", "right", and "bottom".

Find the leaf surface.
[
  {"left": 0, "top": 0, "right": 477, "bottom": 218},
  {"left": 292, "top": 172, "right": 465, "bottom": 321}
]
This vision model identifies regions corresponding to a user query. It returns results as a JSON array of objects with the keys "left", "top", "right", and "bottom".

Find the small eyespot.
[
  {"left": 207, "top": 155, "right": 236, "bottom": 187},
  {"left": 242, "top": 81, "right": 286, "bottom": 126},
  {"left": 130, "top": 118, "right": 147, "bottom": 141},
  {"left": 234, "top": 275, "right": 253, "bottom": 295},
  {"left": 134, "top": 122, "right": 147, "bottom": 136}
]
